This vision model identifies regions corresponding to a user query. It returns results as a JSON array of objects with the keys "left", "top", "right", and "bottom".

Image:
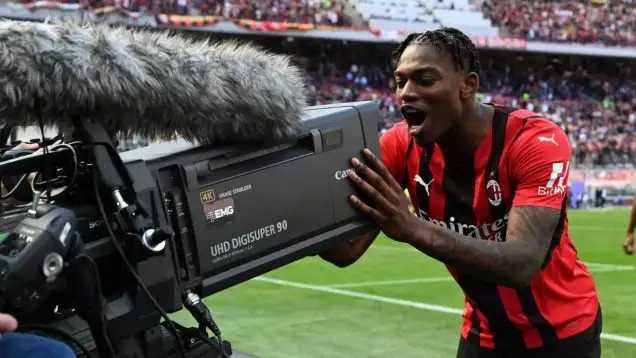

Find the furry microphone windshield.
[{"left": 0, "top": 20, "right": 308, "bottom": 146}]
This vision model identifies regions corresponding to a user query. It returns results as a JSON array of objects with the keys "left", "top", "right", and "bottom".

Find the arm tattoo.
[{"left": 410, "top": 206, "right": 562, "bottom": 288}]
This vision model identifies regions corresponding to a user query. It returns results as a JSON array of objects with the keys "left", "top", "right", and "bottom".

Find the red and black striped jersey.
[{"left": 380, "top": 105, "right": 599, "bottom": 349}]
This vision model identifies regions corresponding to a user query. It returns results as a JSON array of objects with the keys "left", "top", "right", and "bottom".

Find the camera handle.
[{"left": 0, "top": 202, "right": 117, "bottom": 357}]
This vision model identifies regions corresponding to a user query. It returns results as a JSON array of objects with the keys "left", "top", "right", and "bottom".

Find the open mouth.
[{"left": 401, "top": 106, "right": 427, "bottom": 132}]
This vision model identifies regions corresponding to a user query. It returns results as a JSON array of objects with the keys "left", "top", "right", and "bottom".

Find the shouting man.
[{"left": 320, "top": 28, "right": 601, "bottom": 358}]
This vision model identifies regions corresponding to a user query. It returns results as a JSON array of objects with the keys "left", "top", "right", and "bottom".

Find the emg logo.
[
  {"left": 334, "top": 168, "right": 354, "bottom": 180},
  {"left": 213, "top": 205, "right": 234, "bottom": 219}
]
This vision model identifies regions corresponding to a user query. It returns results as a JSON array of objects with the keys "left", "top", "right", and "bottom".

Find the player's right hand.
[
  {"left": 623, "top": 232, "right": 634, "bottom": 255},
  {"left": 0, "top": 313, "right": 17, "bottom": 333}
]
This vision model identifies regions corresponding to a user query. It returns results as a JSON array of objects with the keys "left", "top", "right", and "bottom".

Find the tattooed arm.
[
  {"left": 407, "top": 120, "right": 571, "bottom": 288},
  {"left": 319, "top": 230, "right": 381, "bottom": 267},
  {"left": 407, "top": 207, "right": 560, "bottom": 288}
]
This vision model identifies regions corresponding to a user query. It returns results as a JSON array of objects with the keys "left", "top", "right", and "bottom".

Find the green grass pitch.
[{"left": 171, "top": 207, "right": 636, "bottom": 358}]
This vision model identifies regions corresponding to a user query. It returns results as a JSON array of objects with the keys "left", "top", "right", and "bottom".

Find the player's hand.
[
  {"left": 0, "top": 313, "right": 17, "bottom": 333},
  {"left": 10, "top": 142, "right": 40, "bottom": 151},
  {"left": 348, "top": 148, "right": 417, "bottom": 243},
  {"left": 624, "top": 232, "right": 634, "bottom": 255}
]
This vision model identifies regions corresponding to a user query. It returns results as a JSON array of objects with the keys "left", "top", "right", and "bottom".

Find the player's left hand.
[
  {"left": 624, "top": 232, "right": 634, "bottom": 256},
  {"left": 348, "top": 148, "right": 417, "bottom": 243}
]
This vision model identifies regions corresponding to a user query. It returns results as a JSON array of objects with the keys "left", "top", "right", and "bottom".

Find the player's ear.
[{"left": 460, "top": 72, "right": 480, "bottom": 99}]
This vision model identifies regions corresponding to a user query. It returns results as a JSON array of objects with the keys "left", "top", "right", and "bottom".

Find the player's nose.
[{"left": 399, "top": 81, "right": 419, "bottom": 104}]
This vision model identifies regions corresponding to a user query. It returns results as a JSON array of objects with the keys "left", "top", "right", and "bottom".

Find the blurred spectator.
[
  {"left": 43, "top": 0, "right": 354, "bottom": 25},
  {"left": 482, "top": 0, "right": 636, "bottom": 46},
  {"left": 196, "top": 0, "right": 351, "bottom": 26}
]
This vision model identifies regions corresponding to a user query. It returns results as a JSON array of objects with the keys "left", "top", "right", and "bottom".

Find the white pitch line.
[
  {"left": 255, "top": 276, "right": 462, "bottom": 315},
  {"left": 574, "top": 207, "right": 629, "bottom": 212},
  {"left": 585, "top": 262, "right": 634, "bottom": 270},
  {"left": 328, "top": 266, "right": 631, "bottom": 289},
  {"left": 370, "top": 245, "right": 635, "bottom": 270},
  {"left": 570, "top": 225, "right": 624, "bottom": 231},
  {"left": 329, "top": 267, "right": 629, "bottom": 290},
  {"left": 588, "top": 266, "right": 634, "bottom": 273},
  {"left": 253, "top": 276, "right": 636, "bottom": 345},
  {"left": 326, "top": 276, "right": 453, "bottom": 288}
]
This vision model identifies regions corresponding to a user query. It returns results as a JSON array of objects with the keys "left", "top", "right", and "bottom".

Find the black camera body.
[{"left": 0, "top": 101, "right": 382, "bottom": 358}]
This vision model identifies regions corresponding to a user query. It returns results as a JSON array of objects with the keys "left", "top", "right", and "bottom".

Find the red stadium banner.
[
  {"left": 235, "top": 20, "right": 318, "bottom": 32},
  {"left": 236, "top": 20, "right": 288, "bottom": 32},
  {"left": 233, "top": 20, "right": 377, "bottom": 35},
  {"left": 470, "top": 35, "right": 528, "bottom": 50},
  {"left": 155, "top": 14, "right": 222, "bottom": 27},
  {"left": 92, "top": 6, "right": 143, "bottom": 19},
  {"left": 154, "top": 16, "right": 372, "bottom": 34}
]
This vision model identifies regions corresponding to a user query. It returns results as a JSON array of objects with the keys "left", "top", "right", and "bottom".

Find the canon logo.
[{"left": 334, "top": 169, "right": 354, "bottom": 180}]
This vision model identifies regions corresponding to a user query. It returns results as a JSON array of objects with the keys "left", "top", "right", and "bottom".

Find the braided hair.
[{"left": 391, "top": 27, "right": 480, "bottom": 75}]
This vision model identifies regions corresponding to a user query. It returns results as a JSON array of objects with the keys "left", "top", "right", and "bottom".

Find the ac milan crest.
[{"left": 486, "top": 179, "right": 502, "bottom": 207}]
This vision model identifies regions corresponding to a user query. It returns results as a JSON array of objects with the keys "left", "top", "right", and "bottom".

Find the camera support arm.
[{"left": 73, "top": 119, "right": 172, "bottom": 253}]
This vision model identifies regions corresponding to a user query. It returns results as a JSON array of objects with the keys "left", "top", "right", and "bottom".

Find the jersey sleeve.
[
  {"left": 380, "top": 123, "right": 408, "bottom": 188},
  {"left": 509, "top": 120, "right": 572, "bottom": 209}
]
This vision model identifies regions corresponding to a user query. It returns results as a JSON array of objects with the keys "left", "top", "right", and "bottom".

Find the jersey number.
[{"left": 545, "top": 161, "right": 570, "bottom": 188}]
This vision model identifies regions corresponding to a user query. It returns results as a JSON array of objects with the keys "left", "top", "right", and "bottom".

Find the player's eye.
[{"left": 418, "top": 78, "right": 436, "bottom": 86}]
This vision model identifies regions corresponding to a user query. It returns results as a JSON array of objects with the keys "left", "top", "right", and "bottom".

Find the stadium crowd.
[
  {"left": 193, "top": 0, "right": 351, "bottom": 26},
  {"left": 15, "top": 0, "right": 632, "bottom": 168},
  {"left": 482, "top": 0, "right": 636, "bottom": 46},
  {"left": 296, "top": 42, "right": 636, "bottom": 168},
  {"left": 30, "top": 0, "right": 353, "bottom": 26},
  {"left": 15, "top": 0, "right": 636, "bottom": 47}
]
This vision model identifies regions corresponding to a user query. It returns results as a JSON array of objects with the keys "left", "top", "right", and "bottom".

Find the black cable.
[
  {"left": 18, "top": 324, "right": 93, "bottom": 358},
  {"left": 35, "top": 102, "right": 52, "bottom": 201},
  {"left": 89, "top": 141, "right": 225, "bottom": 357},
  {"left": 92, "top": 172, "right": 188, "bottom": 358},
  {"left": 182, "top": 294, "right": 229, "bottom": 358},
  {"left": 72, "top": 254, "right": 118, "bottom": 358}
]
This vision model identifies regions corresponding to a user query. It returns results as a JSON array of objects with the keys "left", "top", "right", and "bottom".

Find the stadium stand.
[
  {"left": 11, "top": 0, "right": 636, "bottom": 48},
  {"left": 482, "top": 0, "right": 636, "bottom": 46},
  {"left": 191, "top": 0, "right": 353, "bottom": 25},
  {"left": 16, "top": 0, "right": 354, "bottom": 25},
  {"left": 284, "top": 41, "right": 636, "bottom": 169},
  {"left": 3, "top": 0, "right": 634, "bottom": 168},
  {"left": 432, "top": 0, "right": 499, "bottom": 37},
  {"left": 348, "top": 0, "right": 439, "bottom": 32}
]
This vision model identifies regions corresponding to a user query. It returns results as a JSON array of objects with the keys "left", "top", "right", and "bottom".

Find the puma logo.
[
  {"left": 538, "top": 133, "right": 558, "bottom": 146},
  {"left": 414, "top": 174, "right": 434, "bottom": 196}
]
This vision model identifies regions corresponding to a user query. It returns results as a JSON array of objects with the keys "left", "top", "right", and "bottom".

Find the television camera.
[{"left": 0, "top": 102, "right": 382, "bottom": 358}]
